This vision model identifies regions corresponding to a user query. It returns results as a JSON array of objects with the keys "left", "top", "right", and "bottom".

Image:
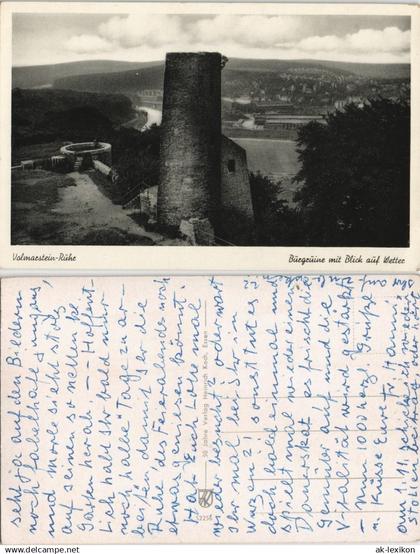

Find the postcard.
[
  {"left": 0, "top": 2, "right": 419, "bottom": 271},
  {"left": 1, "top": 274, "right": 419, "bottom": 543}
]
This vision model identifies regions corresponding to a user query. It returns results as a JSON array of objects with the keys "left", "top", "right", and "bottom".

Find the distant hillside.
[
  {"left": 309, "top": 59, "right": 410, "bottom": 79},
  {"left": 51, "top": 57, "right": 410, "bottom": 96},
  {"left": 12, "top": 60, "right": 159, "bottom": 89},
  {"left": 54, "top": 65, "right": 165, "bottom": 94},
  {"left": 12, "top": 88, "right": 135, "bottom": 147},
  {"left": 226, "top": 58, "right": 410, "bottom": 79}
]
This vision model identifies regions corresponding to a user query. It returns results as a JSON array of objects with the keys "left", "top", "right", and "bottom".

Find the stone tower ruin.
[
  {"left": 158, "top": 52, "right": 222, "bottom": 230},
  {"left": 157, "top": 51, "right": 255, "bottom": 245}
]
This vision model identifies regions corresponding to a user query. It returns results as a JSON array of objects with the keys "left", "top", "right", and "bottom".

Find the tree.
[
  {"left": 250, "top": 171, "right": 303, "bottom": 246},
  {"left": 293, "top": 97, "right": 410, "bottom": 247},
  {"left": 111, "top": 125, "right": 161, "bottom": 200}
]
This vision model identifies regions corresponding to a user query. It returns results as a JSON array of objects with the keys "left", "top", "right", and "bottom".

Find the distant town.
[{"left": 134, "top": 67, "right": 410, "bottom": 140}]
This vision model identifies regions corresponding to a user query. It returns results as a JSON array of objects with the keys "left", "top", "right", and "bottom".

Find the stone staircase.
[
  {"left": 123, "top": 192, "right": 142, "bottom": 210},
  {"left": 73, "top": 156, "right": 83, "bottom": 172}
]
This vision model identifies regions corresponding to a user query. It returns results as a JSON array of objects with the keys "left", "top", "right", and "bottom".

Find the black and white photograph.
[
  {"left": 1, "top": 5, "right": 419, "bottom": 547},
  {"left": 8, "top": 7, "right": 412, "bottom": 248}
]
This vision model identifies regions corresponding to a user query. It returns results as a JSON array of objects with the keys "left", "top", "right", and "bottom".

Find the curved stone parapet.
[{"left": 60, "top": 141, "right": 112, "bottom": 166}]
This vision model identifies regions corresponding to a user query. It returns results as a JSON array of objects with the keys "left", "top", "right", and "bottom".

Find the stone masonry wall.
[
  {"left": 157, "top": 52, "right": 222, "bottom": 229},
  {"left": 220, "top": 135, "right": 255, "bottom": 244}
]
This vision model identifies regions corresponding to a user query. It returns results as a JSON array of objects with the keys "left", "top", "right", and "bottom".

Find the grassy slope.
[
  {"left": 12, "top": 142, "right": 64, "bottom": 164},
  {"left": 11, "top": 169, "right": 76, "bottom": 244}
]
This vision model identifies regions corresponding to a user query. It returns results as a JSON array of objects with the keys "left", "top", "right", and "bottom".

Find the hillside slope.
[
  {"left": 51, "top": 58, "right": 410, "bottom": 96},
  {"left": 54, "top": 65, "right": 165, "bottom": 93},
  {"left": 12, "top": 60, "right": 160, "bottom": 88},
  {"left": 226, "top": 58, "right": 410, "bottom": 79},
  {"left": 12, "top": 88, "right": 135, "bottom": 147}
]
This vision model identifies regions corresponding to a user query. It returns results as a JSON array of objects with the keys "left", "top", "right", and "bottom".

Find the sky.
[{"left": 12, "top": 13, "right": 411, "bottom": 67}]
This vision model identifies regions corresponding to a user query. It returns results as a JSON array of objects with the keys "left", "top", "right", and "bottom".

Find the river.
[
  {"left": 138, "top": 106, "right": 162, "bottom": 130},
  {"left": 123, "top": 106, "right": 162, "bottom": 132}
]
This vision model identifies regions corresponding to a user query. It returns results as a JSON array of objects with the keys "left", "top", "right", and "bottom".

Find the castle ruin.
[{"left": 157, "top": 52, "right": 255, "bottom": 245}]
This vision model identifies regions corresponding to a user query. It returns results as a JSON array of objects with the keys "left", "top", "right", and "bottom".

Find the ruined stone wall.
[
  {"left": 93, "top": 159, "right": 112, "bottom": 177},
  {"left": 220, "top": 135, "right": 255, "bottom": 244},
  {"left": 157, "top": 52, "right": 222, "bottom": 229}
]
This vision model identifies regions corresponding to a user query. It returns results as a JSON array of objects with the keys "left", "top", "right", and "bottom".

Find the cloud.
[
  {"left": 193, "top": 15, "right": 303, "bottom": 48},
  {"left": 348, "top": 27, "right": 410, "bottom": 53},
  {"left": 62, "top": 16, "right": 411, "bottom": 64},
  {"left": 297, "top": 26, "right": 410, "bottom": 56},
  {"left": 98, "top": 14, "right": 186, "bottom": 48},
  {"left": 65, "top": 34, "right": 113, "bottom": 54},
  {"left": 297, "top": 34, "right": 344, "bottom": 53}
]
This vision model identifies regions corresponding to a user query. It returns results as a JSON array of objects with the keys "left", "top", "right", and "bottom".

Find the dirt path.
[{"left": 52, "top": 171, "right": 164, "bottom": 245}]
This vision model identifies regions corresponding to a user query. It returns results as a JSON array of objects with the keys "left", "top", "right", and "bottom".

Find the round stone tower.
[{"left": 157, "top": 52, "right": 222, "bottom": 230}]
